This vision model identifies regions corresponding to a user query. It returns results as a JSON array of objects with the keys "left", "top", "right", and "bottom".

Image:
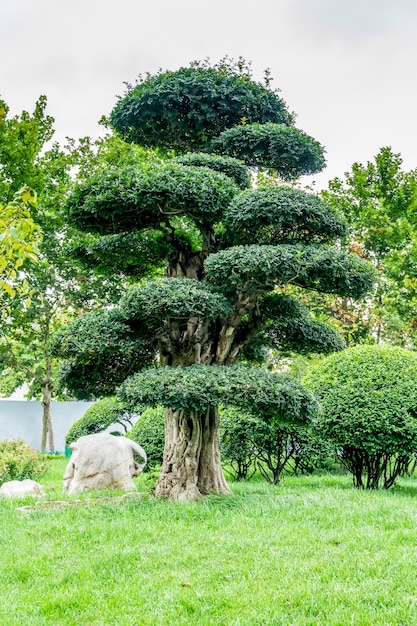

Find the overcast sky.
[{"left": 2, "top": 0, "right": 417, "bottom": 188}]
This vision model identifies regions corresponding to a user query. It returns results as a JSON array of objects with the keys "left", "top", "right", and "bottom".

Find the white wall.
[{"left": 0, "top": 400, "right": 95, "bottom": 452}]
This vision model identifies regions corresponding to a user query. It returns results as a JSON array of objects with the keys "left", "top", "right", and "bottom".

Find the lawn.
[{"left": 1, "top": 458, "right": 417, "bottom": 625}]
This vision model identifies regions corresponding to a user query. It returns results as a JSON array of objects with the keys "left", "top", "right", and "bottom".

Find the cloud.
[{"left": 1, "top": 0, "right": 417, "bottom": 187}]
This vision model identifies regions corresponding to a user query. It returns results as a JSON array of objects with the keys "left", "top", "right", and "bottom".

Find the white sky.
[{"left": 1, "top": 0, "right": 417, "bottom": 189}]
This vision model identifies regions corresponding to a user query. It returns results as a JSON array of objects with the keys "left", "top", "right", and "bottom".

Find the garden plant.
[
  {"left": 0, "top": 438, "right": 50, "bottom": 485},
  {"left": 54, "top": 58, "right": 373, "bottom": 499},
  {"left": 65, "top": 397, "right": 138, "bottom": 445},
  {"left": 305, "top": 344, "right": 417, "bottom": 488}
]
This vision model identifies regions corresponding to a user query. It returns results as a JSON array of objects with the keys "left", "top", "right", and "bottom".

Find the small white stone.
[{"left": 0, "top": 479, "right": 45, "bottom": 497}]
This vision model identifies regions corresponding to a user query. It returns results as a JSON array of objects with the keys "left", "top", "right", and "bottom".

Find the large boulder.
[
  {"left": 63, "top": 432, "right": 147, "bottom": 494},
  {"left": 0, "top": 479, "right": 45, "bottom": 497}
]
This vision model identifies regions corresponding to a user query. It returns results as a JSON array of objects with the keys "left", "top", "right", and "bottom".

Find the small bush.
[
  {"left": 66, "top": 397, "right": 138, "bottom": 444},
  {"left": 128, "top": 406, "right": 165, "bottom": 472},
  {"left": 287, "top": 429, "right": 337, "bottom": 476},
  {"left": 220, "top": 405, "right": 258, "bottom": 480},
  {"left": 304, "top": 345, "right": 417, "bottom": 488},
  {"left": 220, "top": 405, "right": 332, "bottom": 483},
  {"left": 0, "top": 439, "right": 50, "bottom": 486}
]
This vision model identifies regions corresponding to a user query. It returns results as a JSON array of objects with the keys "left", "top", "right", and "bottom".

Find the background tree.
[
  {"left": 321, "top": 147, "right": 417, "bottom": 346},
  {"left": 0, "top": 96, "right": 86, "bottom": 449},
  {"left": 304, "top": 345, "right": 417, "bottom": 489},
  {"left": 0, "top": 97, "right": 147, "bottom": 450},
  {"left": 55, "top": 58, "right": 374, "bottom": 499},
  {"left": 0, "top": 187, "right": 40, "bottom": 313}
]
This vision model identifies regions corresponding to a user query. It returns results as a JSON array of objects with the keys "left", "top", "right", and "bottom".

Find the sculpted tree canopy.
[
  {"left": 110, "top": 58, "right": 293, "bottom": 151},
  {"left": 55, "top": 58, "right": 374, "bottom": 499}
]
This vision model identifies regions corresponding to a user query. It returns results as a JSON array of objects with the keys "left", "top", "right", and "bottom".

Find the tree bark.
[
  {"left": 155, "top": 407, "right": 231, "bottom": 499},
  {"left": 155, "top": 249, "right": 259, "bottom": 499},
  {"left": 41, "top": 381, "right": 54, "bottom": 452},
  {"left": 198, "top": 406, "right": 231, "bottom": 495}
]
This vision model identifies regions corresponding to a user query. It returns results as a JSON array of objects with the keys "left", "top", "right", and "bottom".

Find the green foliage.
[
  {"left": 304, "top": 345, "right": 417, "bottom": 488},
  {"left": 249, "top": 421, "right": 334, "bottom": 485},
  {"left": 53, "top": 309, "right": 157, "bottom": 398},
  {"left": 0, "top": 439, "right": 50, "bottom": 485},
  {"left": 128, "top": 406, "right": 165, "bottom": 471},
  {"left": 259, "top": 292, "right": 346, "bottom": 354},
  {"left": 65, "top": 398, "right": 137, "bottom": 445},
  {"left": 174, "top": 153, "right": 251, "bottom": 189},
  {"left": 0, "top": 187, "right": 40, "bottom": 307},
  {"left": 118, "top": 364, "right": 317, "bottom": 424},
  {"left": 0, "top": 96, "right": 56, "bottom": 203},
  {"left": 67, "top": 162, "right": 239, "bottom": 235},
  {"left": 110, "top": 58, "right": 293, "bottom": 151},
  {"left": 220, "top": 405, "right": 334, "bottom": 484},
  {"left": 69, "top": 230, "right": 170, "bottom": 280},
  {"left": 120, "top": 278, "right": 232, "bottom": 324},
  {"left": 223, "top": 187, "right": 346, "bottom": 245},
  {"left": 53, "top": 308, "right": 154, "bottom": 357},
  {"left": 321, "top": 147, "right": 417, "bottom": 346},
  {"left": 219, "top": 405, "right": 258, "bottom": 480},
  {"left": 68, "top": 119, "right": 166, "bottom": 183},
  {"left": 0, "top": 96, "right": 81, "bottom": 449},
  {"left": 208, "top": 123, "right": 326, "bottom": 177},
  {"left": 205, "top": 244, "right": 375, "bottom": 298}
]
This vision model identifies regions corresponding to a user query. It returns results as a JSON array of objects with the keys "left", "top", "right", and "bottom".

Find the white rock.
[
  {"left": 0, "top": 479, "right": 45, "bottom": 497},
  {"left": 63, "top": 432, "right": 147, "bottom": 494}
]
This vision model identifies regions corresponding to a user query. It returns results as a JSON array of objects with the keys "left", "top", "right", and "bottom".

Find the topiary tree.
[
  {"left": 54, "top": 58, "right": 374, "bottom": 499},
  {"left": 304, "top": 345, "right": 417, "bottom": 489}
]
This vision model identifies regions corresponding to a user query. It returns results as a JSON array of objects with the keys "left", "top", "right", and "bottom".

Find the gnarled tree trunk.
[
  {"left": 155, "top": 406, "right": 231, "bottom": 499},
  {"left": 155, "top": 243, "right": 257, "bottom": 499}
]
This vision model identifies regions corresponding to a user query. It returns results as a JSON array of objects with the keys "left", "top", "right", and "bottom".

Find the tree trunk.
[
  {"left": 40, "top": 381, "right": 54, "bottom": 452},
  {"left": 155, "top": 407, "right": 231, "bottom": 499},
  {"left": 157, "top": 252, "right": 258, "bottom": 499},
  {"left": 198, "top": 405, "right": 231, "bottom": 495}
]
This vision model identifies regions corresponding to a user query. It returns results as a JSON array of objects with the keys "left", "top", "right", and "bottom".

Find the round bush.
[
  {"left": 0, "top": 439, "right": 50, "bottom": 486},
  {"left": 304, "top": 345, "right": 417, "bottom": 488},
  {"left": 66, "top": 398, "right": 137, "bottom": 445},
  {"left": 128, "top": 406, "right": 165, "bottom": 472},
  {"left": 208, "top": 123, "right": 325, "bottom": 177},
  {"left": 110, "top": 62, "right": 293, "bottom": 151}
]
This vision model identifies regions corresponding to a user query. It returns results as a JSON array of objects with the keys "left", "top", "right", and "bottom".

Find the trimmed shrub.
[
  {"left": 110, "top": 61, "right": 293, "bottom": 151},
  {"left": 220, "top": 405, "right": 332, "bottom": 483},
  {"left": 66, "top": 398, "right": 138, "bottom": 445},
  {"left": 220, "top": 406, "right": 258, "bottom": 480},
  {"left": 128, "top": 406, "right": 165, "bottom": 472},
  {"left": 0, "top": 439, "right": 50, "bottom": 486},
  {"left": 174, "top": 153, "right": 251, "bottom": 190},
  {"left": 304, "top": 345, "right": 417, "bottom": 488}
]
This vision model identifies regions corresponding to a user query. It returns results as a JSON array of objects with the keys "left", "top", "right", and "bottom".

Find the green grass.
[{"left": 1, "top": 459, "right": 417, "bottom": 625}]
